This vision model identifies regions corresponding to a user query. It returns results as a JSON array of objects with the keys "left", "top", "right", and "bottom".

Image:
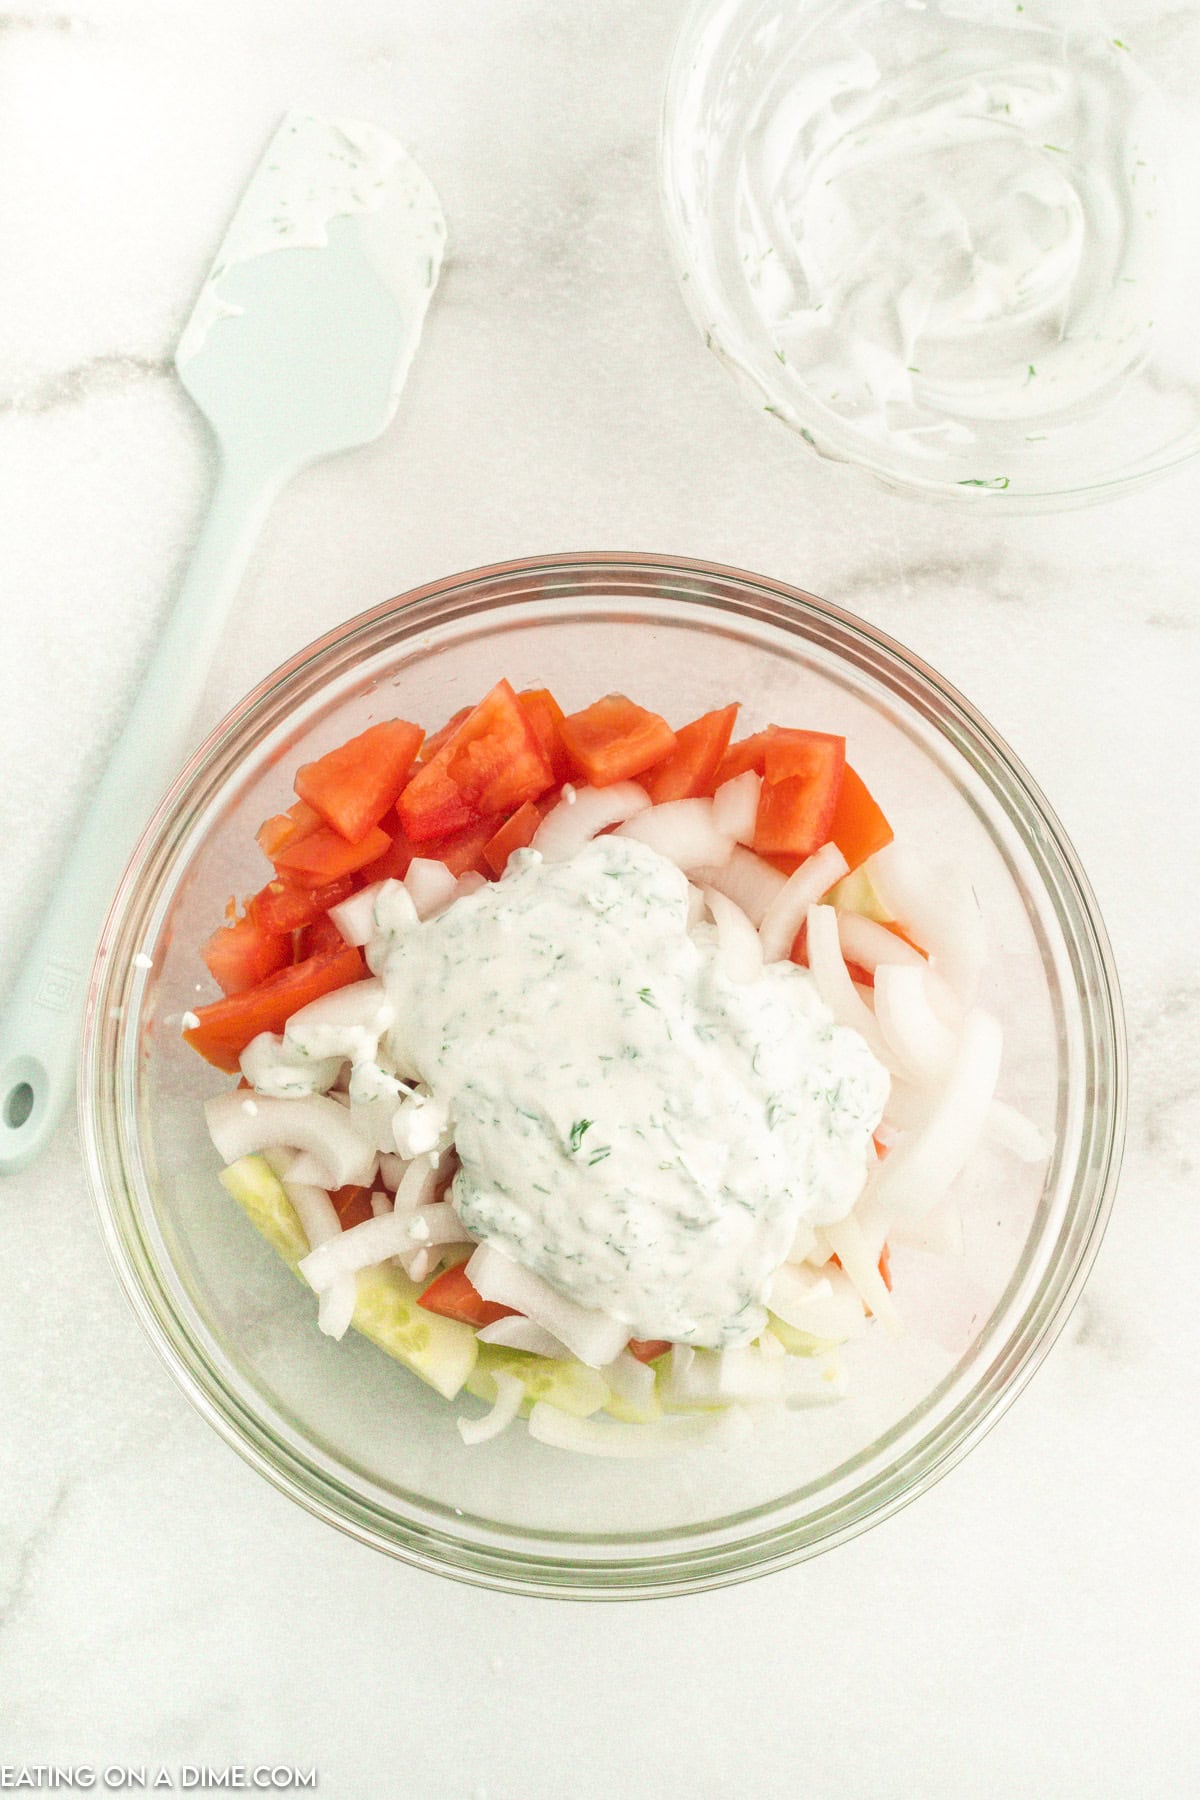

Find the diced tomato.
[
  {"left": 294, "top": 718, "right": 424, "bottom": 844},
  {"left": 418, "top": 705, "right": 472, "bottom": 762},
  {"left": 271, "top": 823, "right": 392, "bottom": 887},
  {"left": 753, "top": 730, "right": 846, "bottom": 859},
  {"left": 483, "top": 800, "right": 543, "bottom": 876},
  {"left": 627, "top": 1338, "right": 671, "bottom": 1363},
  {"left": 330, "top": 1184, "right": 374, "bottom": 1229},
  {"left": 641, "top": 703, "right": 739, "bottom": 803},
  {"left": 247, "top": 874, "right": 356, "bottom": 936},
  {"left": 828, "top": 764, "right": 894, "bottom": 873},
  {"left": 712, "top": 729, "right": 776, "bottom": 788},
  {"left": 397, "top": 679, "right": 555, "bottom": 841},
  {"left": 255, "top": 800, "right": 322, "bottom": 861},
  {"left": 356, "top": 821, "right": 419, "bottom": 885},
  {"left": 417, "top": 1264, "right": 518, "bottom": 1328},
  {"left": 558, "top": 694, "right": 677, "bottom": 787},
  {"left": 430, "top": 815, "right": 507, "bottom": 877},
  {"left": 519, "top": 688, "right": 572, "bottom": 781},
  {"left": 183, "top": 945, "right": 367, "bottom": 1073},
  {"left": 202, "top": 913, "right": 292, "bottom": 997},
  {"left": 295, "top": 910, "right": 349, "bottom": 960}
]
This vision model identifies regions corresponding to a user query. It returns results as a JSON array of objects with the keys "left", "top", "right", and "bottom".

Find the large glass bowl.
[
  {"left": 80, "top": 554, "right": 1124, "bottom": 1597},
  {"left": 661, "top": 0, "right": 1200, "bottom": 509}
]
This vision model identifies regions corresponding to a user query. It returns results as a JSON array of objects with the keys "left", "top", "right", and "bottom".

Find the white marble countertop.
[{"left": 1, "top": 3, "right": 1197, "bottom": 1795}]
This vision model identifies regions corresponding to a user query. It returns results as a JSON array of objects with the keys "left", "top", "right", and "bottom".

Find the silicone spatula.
[{"left": 0, "top": 111, "right": 445, "bottom": 1173}]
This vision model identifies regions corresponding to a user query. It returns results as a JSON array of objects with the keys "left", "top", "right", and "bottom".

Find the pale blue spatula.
[{"left": 0, "top": 112, "right": 445, "bottom": 1172}]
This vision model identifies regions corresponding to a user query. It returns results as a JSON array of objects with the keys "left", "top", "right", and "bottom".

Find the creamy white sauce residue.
[
  {"left": 720, "top": 0, "right": 1163, "bottom": 473},
  {"left": 377, "top": 836, "right": 888, "bottom": 1349},
  {"left": 177, "top": 110, "right": 446, "bottom": 367}
]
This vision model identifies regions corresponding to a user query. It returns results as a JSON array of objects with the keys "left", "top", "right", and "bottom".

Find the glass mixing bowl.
[
  {"left": 661, "top": 0, "right": 1200, "bottom": 509},
  {"left": 80, "top": 555, "right": 1124, "bottom": 1596}
]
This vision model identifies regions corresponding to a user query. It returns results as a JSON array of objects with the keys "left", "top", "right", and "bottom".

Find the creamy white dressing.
[
  {"left": 702, "top": 0, "right": 1164, "bottom": 481},
  {"left": 375, "top": 836, "right": 888, "bottom": 1349},
  {"left": 177, "top": 110, "right": 446, "bottom": 368}
]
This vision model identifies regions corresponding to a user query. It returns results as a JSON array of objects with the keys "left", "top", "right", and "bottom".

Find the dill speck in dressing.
[{"left": 378, "top": 836, "right": 887, "bottom": 1349}]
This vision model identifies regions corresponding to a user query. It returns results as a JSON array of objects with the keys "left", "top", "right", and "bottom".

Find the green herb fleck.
[
  {"left": 958, "top": 475, "right": 1011, "bottom": 490},
  {"left": 1042, "top": 143, "right": 1067, "bottom": 154},
  {"left": 637, "top": 988, "right": 658, "bottom": 1008},
  {"left": 799, "top": 427, "right": 816, "bottom": 447},
  {"left": 587, "top": 1146, "right": 612, "bottom": 1167},
  {"left": 1113, "top": 37, "right": 1129, "bottom": 50},
  {"left": 569, "top": 1118, "right": 593, "bottom": 1153}
]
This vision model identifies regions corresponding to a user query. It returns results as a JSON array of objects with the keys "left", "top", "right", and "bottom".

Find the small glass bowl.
[
  {"left": 660, "top": 0, "right": 1200, "bottom": 509},
  {"left": 80, "top": 555, "right": 1124, "bottom": 1596}
]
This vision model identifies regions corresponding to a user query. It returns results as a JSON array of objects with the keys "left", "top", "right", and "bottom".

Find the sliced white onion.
[
  {"left": 277, "top": 1180, "right": 359, "bottom": 1338},
  {"left": 888, "top": 1199, "right": 965, "bottom": 1258},
  {"left": 284, "top": 978, "right": 394, "bottom": 1066},
  {"left": 985, "top": 1098, "right": 1050, "bottom": 1163},
  {"left": 691, "top": 845, "right": 786, "bottom": 926},
  {"left": 393, "top": 1151, "right": 441, "bottom": 1211},
  {"left": 527, "top": 1400, "right": 751, "bottom": 1458},
  {"left": 204, "top": 1090, "right": 375, "bottom": 1189},
  {"left": 711, "top": 770, "right": 760, "bottom": 843},
  {"left": 836, "top": 911, "right": 926, "bottom": 975},
  {"left": 873, "top": 963, "right": 959, "bottom": 1084},
  {"left": 454, "top": 871, "right": 488, "bottom": 900},
  {"left": 703, "top": 887, "right": 763, "bottom": 983},
  {"left": 477, "top": 1316, "right": 571, "bottom": 1358},
  {"left": 868, "top": 1008, "right": 1003, "bottom": 1219},
  {"left": 466, "top": 1242, "right": 629, "bottom": 1368},
  {"left": 786, "top": 1219, "right": 818, "bottom": 1265},
  {"left": 758, "top": 844, "right": 849, "bottom": 963},
  {"left": 804, "top": 903, "right": 894, "bottom": 1066},
  {"left": 685, "top": 883, "right": 706, "bottom": 929},
  {"left": 369, "top": 1191, "right": 393, "bottom": 1218},
  {"left": 404, "top": 858, "right": 458, "bottom": 919},
  {"left": 820, "top": 1212, "right": 901, "bottom": 1334},
  {"left": 765, "top": 1261, "right": 868, "bottom": 1341},
  {"left": 457, "top": 1370, "right": 525, "bottom": 1446},
  {"left": 299, "top": 1209, "right": 445, "bottom": 1292},
  {"left": 400, "top": 1246, "right": 437, "bottom": 1283},
  {"left": 317, "top": 1273, "right": 359, "bottom": 1340},
  {"left": 328, "top": 881, "right": 388, "bottom": 948},
  {"left": 663, "top": 1343, "right": 846, "bottom": 1407},
  {"left": 531, "top": 782, "right": 650, "bottom": 861},
  {"left": 376, "top": 1152, "right": 408, "bottom": 1192},
  {"left": 396, "top": 1199, "right": 473, "bottom": 1249},
  {"left": 282, "top": 1180, "right": 341, "bottom": 1250},
  {"left": 615, "top": 798, "right": 733, "bottom": 871},
  {"left": 239, "top": 1032, "right": 342, "bottom": 1099},
  {"left": 601, "top": 1349, "right": 658, "bottom": 1408},
  {"left": 869, "top": 843, "right": 986, "bottom": 1007}
]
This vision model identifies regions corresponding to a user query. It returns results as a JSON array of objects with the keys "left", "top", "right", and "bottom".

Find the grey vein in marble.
[{"left": 0, "top": 352, "right": 172, "bottom": 417}]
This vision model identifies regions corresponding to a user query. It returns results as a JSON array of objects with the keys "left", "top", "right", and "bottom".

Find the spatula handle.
[{"left": 0, "top": 455, "right": 278, "bottom": 1174}]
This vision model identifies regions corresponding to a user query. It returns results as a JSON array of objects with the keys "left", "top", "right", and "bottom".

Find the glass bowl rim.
[{"left": 79, "top": 550, "right": 1127, "bottom": 1598}]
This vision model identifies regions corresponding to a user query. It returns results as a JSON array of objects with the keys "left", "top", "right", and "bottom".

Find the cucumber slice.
[
  {"left": 766, "top": 1311, "right": 841, "bottom": 1356},
  {"left": 603, "top": 1383, "right": 664, "bottom": 1425},
  {"left": 827, "top": 864, "right": 893, "bottom": 923},
  {"left": 218, "top": 1154, "right": 477, "bottom": 1400},
  {"left": 219, "top": 1153, "right": 309, "bottom": 1263},
  {"left": 465, "top": 1342, "right": 607, "bottom": 1418}
]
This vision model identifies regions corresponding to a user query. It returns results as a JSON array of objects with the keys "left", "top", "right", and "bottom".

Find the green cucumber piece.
[
  {"left": 218, "top": 1154, "right": 477, "bottom": 1400},
  {"left": 219, "top": 1153, "right": 309, "bottom": 1263},
  {"left": 766, "top": 1312, "right": 841, "bottom": 1356},
  {"left": 465, "top": 1342, "right": 607, "bottom": 1418},
  {"left": 827, "top": 865, "right": 893, "bottom": 923}
]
